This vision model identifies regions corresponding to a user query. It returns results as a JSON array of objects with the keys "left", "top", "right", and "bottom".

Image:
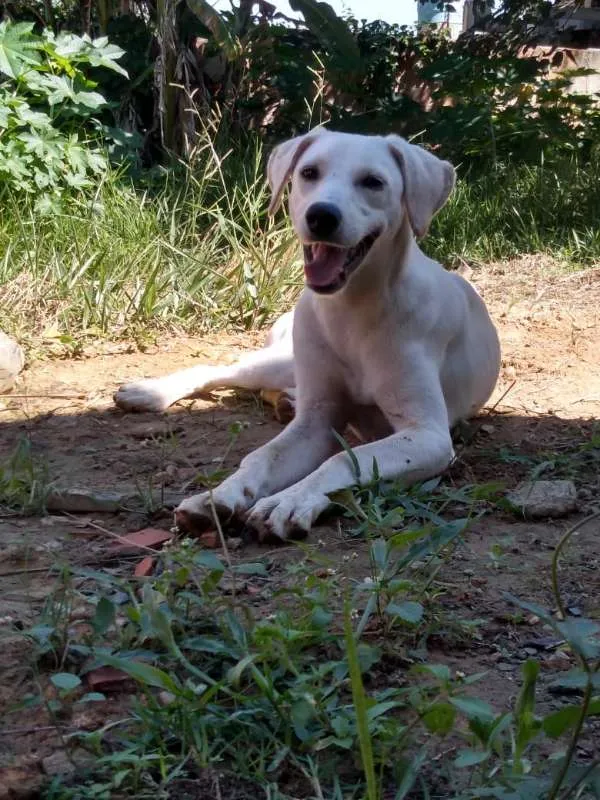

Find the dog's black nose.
[{"left": 305, "top": 203, "right": 341, "bottom": 238}]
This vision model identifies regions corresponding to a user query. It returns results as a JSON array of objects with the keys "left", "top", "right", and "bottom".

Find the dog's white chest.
[{"left": 341, "top": 361, "right": 375, "bottom": 406}]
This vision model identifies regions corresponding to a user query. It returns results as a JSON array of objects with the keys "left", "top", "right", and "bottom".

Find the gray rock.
[
  {"left": 0, "top": 331, "right": 24, "bottom": 393},
  {"left": 46, "top": 488, "right": 128, "bottom": 512},
  {"left": 507, "top": 480, "right": 577, "bottom": 519},
  {"left": 45, "top": 486, "right": 187, "bottom": 513}
]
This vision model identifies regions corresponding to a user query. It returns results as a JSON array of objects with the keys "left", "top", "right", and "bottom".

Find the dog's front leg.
[
  {"left": 248, "top": 423, "right": 454, "bottom": 541},
  {"left": 174, "top": 405, "right": 342, "bottom": 534}
]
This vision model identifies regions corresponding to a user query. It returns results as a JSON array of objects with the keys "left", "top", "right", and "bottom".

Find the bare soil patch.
[{"left": 1, "top": 257, "right": 599, "bottom": 797}]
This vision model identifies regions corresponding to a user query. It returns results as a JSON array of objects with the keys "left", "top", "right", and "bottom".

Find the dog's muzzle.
[{"left": 303, "top": 231, "right": 380, "bottom": 294}]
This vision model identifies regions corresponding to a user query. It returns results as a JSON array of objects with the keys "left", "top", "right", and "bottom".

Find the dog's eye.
[
  {"left": 300, "top": 166, "right": 319, "bottom": 181},
  {"left": 360, "top": 174, "right": 385, "bottom": 190}
]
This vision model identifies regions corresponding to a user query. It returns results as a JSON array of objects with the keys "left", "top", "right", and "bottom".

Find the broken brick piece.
[
  {"left": 85, "top": 666, "right": 131, "bottom": 692},
  {"left": 199, "top": 531, "right": 219, "bottom": 548},
  {"left": 110, "top": 527, "right": 173, "bottom": 553},
  {"left": 134, "top": 556, "right": 155, "bottom": 577}
]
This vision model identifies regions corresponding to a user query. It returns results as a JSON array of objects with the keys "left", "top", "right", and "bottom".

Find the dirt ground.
[{"left": 1, "top": 257, "right": 599, "bottom": 797}]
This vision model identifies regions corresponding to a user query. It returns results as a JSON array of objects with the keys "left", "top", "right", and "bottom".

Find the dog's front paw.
[
  {"left": 174, "top": 475, "right": 260, "bottom": 536},
  {"left": 114, "top": 378, "right": 175, "bottom": 412},
  {"left": 247, "top": 487, "right": 330, "bottom": 541}
]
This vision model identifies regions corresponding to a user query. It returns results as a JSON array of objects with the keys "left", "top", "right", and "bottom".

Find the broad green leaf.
[
  {"left": 311, "top": 605, "right": 333, "bottom": 628},
  {"left": 51, "top": 672, "right": 82, "bottom": 691},
  {"left": 369, "top": 537, "right": 388, "bottom": 571},
  {"left": 550, "top": 670, "right": 600, "bottom": 693},
  {"left": 386, "top": 600, "right": 424, "bottom": 625},
  {"left": 397, "top": 518, "right": 469, "bottom": 570},
  {"left": 366, "top": 701, "right": 399, "bottom": 722},
  {"left": 48, "top": 31, "right": 128, "bottom": 77},
  {"left": 73, "top": 90, "right": 107, "bottom": 110},
  {"left": 194, "top": 550, "right": 225, "bottom": 571},
  {"left": 97, "top": 653, "right": 181, "bottom": 693},
  {"left": 454, "top": 748, "right": 490, "bottom": 768},
  {"left": 0, "top": 21, "right": 42, "bottom": 79},
  {"left": 86, "top": 41, "right": 128, "bottom": 78},
  {"left": 411, "top": 663, "right": 451, "bottom": 683},
  {"left": 92, "top": 597, "right": 116, "bottom": 635},
  {"left": 181, "top": 636, "right": 236, "bottom": 655},
  {"left": 423, "top": 701, "right": 456, "bottom": 735},
  {"left": 555, "top": 618, "right": 600, "bottom": 660},
  {"left": 543, "top": 698, "right": 600, "bottom": 738},
  {"left": 450, "top": 696, "right": 496, "bottom": 723},
  {"left": 77, "top": 692, "right": 106, "bottom": 703},
  {"left": 291, "top": 697, "right": 317, "bottom": 742}
]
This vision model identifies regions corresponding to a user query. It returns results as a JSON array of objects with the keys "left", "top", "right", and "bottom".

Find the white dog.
[{"left": 115, "top": 129, "right": 501, "bottom": 540}]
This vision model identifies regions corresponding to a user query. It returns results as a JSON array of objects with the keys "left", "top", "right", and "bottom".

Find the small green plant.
[
  {"left": 8, "top": 501, "right": 598, "bottom": 798},
  {"left": 0, "top": 436, "right": 50, "bottom": 513},
  {"left": 0, "top": 21, "right": 130, "bottom": 211}
]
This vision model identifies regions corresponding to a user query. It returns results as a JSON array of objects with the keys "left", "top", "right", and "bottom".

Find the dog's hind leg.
[{"left": 114, "top": 342, "right": 295, "bottom": 413}]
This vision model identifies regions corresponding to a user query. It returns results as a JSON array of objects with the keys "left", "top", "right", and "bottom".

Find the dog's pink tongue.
[{"left": 304, "top": 244, "right": 346, "bottom": 287}]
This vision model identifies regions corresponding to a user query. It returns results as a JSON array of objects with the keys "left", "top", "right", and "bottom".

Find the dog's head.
[{"left": 267, "top": 128, "right": 455, "bottom": 295}]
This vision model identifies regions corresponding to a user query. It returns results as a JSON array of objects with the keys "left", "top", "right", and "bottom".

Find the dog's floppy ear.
[
  {"left": 267, "top": 128, "right": 325, "bottom": 216},
  {"left": 386, "top": 135, "right": 455, "bottom": 238}
]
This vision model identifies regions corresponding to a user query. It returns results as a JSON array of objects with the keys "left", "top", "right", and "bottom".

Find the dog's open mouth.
[{"left": 303, "top": 231, "right": 380, "bottom": 294}]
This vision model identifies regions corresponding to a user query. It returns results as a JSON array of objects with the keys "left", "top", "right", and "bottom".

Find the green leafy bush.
[{"left": 0, "top": 20, "right": 130, "bottom": 211}]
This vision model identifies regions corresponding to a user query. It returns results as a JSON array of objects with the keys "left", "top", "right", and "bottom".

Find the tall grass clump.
[
  {"left": 428, "top": 154, "right": 600, "bottom": 267},
  {"left": 0, "top": 130, "right": 301, "bottom": 343}
]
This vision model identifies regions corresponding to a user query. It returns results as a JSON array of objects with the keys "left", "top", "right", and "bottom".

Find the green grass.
[
  {"left": 2, "top": 433, "right": 599, "bottom": 798},
  {"left": 428, "top": 156, "right": 600, "bottom": 267},
  {"left": 1, "top": 137, "right": 600, "bottom": 348},
  {"left": 0, "top": 133, "right": 301, "bottom": 346},
  {"left": 8, "top": 481, "right": 599, "bottom": 800}
]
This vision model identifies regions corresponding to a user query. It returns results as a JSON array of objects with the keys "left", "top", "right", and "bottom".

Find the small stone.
[
  {"left": 227, "top": 537, "right": 243, "bottom": 551},
  {"left": 507, "top": 480, "right": 577, "bottom": 519},
  {"left": 42, "top": 751, "right": 75, "bottom": 777},
  {"left": 46, "top": 488, "right": 128, "bottom": 513},
  {"left": 158, "top": 691, "right": 176, "bottom": 706},
  {"left": 0, "top": 331, "right": 25, "bottom": 393},
  {"left": 480, "top": 424, "right": 495, "bottom": 435},
  {"left": 544, "top": 651, "right": 572, "bottom": 671}
]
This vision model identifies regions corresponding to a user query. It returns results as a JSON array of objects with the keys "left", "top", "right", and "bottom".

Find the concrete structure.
[{"left": 416, "top": 0, "right": 494, "bottom": 40}]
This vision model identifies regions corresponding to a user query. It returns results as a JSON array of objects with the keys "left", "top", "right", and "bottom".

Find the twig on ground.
[{"left": 60, "top": 511, "right": 162, "bottom": 555}]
